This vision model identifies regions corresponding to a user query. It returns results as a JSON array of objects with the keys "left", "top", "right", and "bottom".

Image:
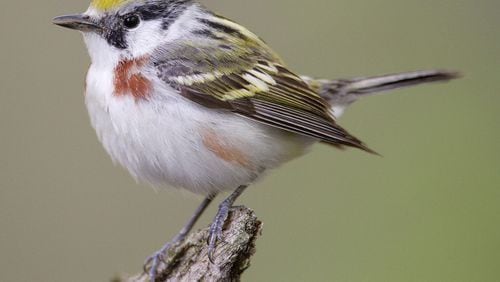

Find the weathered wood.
[{"left": 115, "top": 206, "right": 262, "bottom": 282}]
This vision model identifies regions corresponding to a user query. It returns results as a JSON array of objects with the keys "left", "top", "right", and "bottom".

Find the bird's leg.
[
  {"left": 207, "top": 185, "right": 248, "bottom": 262},
  {"left": 144, "top": 193, "right": 216, "bottom": 281}
]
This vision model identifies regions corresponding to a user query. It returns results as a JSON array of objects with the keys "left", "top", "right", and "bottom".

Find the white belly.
[{"left": 85, "top": 65, "right": 313, "bottom": 195}]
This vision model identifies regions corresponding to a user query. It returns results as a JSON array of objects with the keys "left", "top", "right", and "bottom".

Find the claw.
[
  {"left": 205, "top": 185, "right": 248, "bottom": 264},
  {"left": 143, "top": 257, "right": 152, "bottom": 275},
  {"left": 207, "top": 229, "right": 219, "bottom": 264},
  {"left": 142, "top": 243, "right": 173, "bottom": 282},
  {"left": 149, "top": 255, "right": 161, "bottom": 282},
  {"left": 207, "top": 200, "right": 231, "bottom": 263},
  {"left": 208, "top": 248, "right": 216, "bottom": 264},
  {"left": 207, "top": 224, "right": 219, "bottom": 264}
]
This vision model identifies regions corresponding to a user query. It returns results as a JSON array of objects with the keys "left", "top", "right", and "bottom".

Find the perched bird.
[{"left": 53, "top": 0, "right": 458, "bottom": 280}]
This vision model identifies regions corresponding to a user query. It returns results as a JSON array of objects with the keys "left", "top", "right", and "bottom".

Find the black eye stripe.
[
  {"left": 99, "top": 15, "right": 127, "bottom": 49},
  {"left": 105, "top": 29, "right": 127, "bottom": 49}
]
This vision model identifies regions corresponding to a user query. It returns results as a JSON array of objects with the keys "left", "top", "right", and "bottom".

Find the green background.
[{"left": 1, "top": 0, "right": 499, "bottom": 281}]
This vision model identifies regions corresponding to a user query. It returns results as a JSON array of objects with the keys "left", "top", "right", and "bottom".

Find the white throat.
[{"left": 83, "top": 33, "right": 121, "bottom": 68}]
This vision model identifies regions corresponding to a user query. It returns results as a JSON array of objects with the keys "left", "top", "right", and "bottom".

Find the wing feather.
[{"left": 152, "top": 16, "right": 374, "bottom": 153}]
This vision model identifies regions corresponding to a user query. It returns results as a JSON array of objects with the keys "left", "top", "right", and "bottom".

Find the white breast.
[{"left": 84, "top": 63, "right": 314, "bottom": 195}]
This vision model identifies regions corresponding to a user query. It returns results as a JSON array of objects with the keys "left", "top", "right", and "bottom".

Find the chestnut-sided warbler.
[{"left": 53, "top": 0, "right": 458, "bottom": 280}]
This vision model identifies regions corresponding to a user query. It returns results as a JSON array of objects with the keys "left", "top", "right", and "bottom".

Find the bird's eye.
[{"left": 123, "top": 14, "right": 140, "bottom": 29}]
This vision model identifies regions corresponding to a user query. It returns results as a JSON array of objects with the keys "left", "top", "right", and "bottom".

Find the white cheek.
[
  {"left": 127, "top": 21, "right": 165, "bottom": 57},
  {"left": 125, "top": 5, "right": 205, "bottom": 58},
  {"left": 83, "top": 33, "right": 122, "bottom": 67}
]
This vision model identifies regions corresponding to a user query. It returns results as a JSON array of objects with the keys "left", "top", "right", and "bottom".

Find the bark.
[{"left": 114, "top": 206, "right": 262, "bottom": 282}]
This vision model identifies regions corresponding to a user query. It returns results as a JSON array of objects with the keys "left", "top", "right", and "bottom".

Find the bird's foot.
[
  {"left": 141, "top": 195, "right": 216, "bottom": 281},
  {"left": 143, "top": 240, "right": 179, "bottom": 282},
  {"left": 207, "top": 199, "right": 232, "bottom": 263}
]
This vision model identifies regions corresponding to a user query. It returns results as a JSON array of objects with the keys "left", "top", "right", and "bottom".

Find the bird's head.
[{"left": 53, "top": 0, "right": 198, "bottom": 64}]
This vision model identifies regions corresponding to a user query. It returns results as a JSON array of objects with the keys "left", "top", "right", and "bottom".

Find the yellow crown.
[{"left": 91, "top": 0, "right": 131, "bottom": 11}]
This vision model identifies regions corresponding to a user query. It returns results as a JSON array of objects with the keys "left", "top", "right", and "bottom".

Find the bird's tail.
[{"left": 302, "top": 70, "right": 460, "bottom": 117}]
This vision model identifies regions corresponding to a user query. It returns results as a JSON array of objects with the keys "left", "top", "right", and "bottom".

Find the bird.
[{"left": 53, "top": 0, "right": 458, "bottom": 280}]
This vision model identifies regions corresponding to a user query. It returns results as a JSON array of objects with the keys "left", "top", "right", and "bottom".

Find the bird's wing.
[{"left": 152, "top": 20, "right": 372, "bottom": 152}]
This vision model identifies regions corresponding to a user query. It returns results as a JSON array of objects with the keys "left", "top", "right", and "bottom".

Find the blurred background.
[{"left": 1, "top": 0, "right": 499, "bottom": 281}]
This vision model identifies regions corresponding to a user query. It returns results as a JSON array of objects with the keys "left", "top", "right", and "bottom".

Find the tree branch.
[{"left": 114, "top": 206, "right": 263, "bottom": 282}]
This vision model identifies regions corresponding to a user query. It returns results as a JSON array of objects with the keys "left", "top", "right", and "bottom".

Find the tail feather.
[
  {"left": 301, "top": 70, "right": 459, "bottom": 152},
  {"left": 302, "top": 70, "right": 460, "bottom": 106}
]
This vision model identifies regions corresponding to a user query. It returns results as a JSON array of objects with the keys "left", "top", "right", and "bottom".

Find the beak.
[{"left": 52, "top": 14, "right": 102, "bottom": 32}]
